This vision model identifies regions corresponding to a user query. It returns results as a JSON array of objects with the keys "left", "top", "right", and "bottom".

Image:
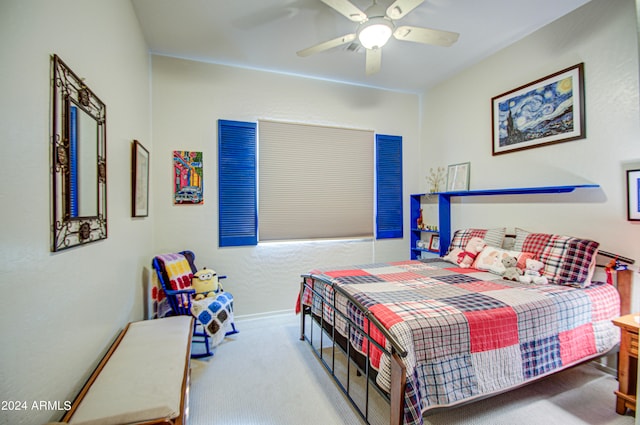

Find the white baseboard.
[{"left": 235, "top": 309, "right": 295, "bottom": 322}]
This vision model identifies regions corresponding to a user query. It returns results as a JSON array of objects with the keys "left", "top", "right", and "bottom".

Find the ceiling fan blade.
[
  {"left": 296, "top": 33, "right": 357, "bottom": 57},
  {"left": 365, "top": 48, "right": 382, "bottom": 76},
  {"left": 386, "top": 0, "right": 425, "bottom": 20},
  {"left": 320, "top": 0, "right": 367, "bottom": 22},
  {"left": 393, "top": 26, "right": 459, "bottom": 47}
]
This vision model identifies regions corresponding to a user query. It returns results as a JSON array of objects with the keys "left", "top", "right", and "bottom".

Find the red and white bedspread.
[{"left": 301, "top": 259, "right": 620, "bottom": 425}]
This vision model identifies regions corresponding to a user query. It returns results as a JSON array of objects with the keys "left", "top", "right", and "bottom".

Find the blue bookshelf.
[
  {"left": 411, "top": 184, "right": 600, "bottom": 258},
  {"left": 410, "top": 194, "right": 440, "bottom": 259}
]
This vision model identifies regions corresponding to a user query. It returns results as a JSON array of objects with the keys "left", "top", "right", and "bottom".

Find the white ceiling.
[{"left": 131, "top": 0, "right": 591, "bottom": 93}]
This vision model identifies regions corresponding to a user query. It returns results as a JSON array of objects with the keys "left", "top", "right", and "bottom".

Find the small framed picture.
[
  {"left": 627, "top": 169, "right": 640, "bottom": 221},
  {"left": 173, "top": 150, "right": 204, "bottom": 205},
  {"left": 131, "top": 140, "right": 149, "bottom": 217},
  {"left": 429, "top": 234, "right": 440, "bottom": 252},
  {"left": 446, "top": 162, "right": 470, "bottom": 192}
]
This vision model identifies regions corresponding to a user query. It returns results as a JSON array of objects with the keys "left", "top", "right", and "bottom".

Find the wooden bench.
[{"left": 61, "top": 316, "right": 193, "bottom": 425}]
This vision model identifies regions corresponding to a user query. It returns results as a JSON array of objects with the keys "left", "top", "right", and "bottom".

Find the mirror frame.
[{"left": 51, "top": 54, "right": 107, "bottom": 252}]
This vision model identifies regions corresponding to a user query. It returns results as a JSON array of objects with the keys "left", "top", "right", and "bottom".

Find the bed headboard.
[{"left": 597, "top": 250, "right": 635, "bottom": 316}]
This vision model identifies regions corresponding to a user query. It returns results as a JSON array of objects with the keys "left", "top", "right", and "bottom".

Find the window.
[
  {"left": 258, "top": 120, "right": 373, "bottom": 241},
  {"left": 218, "top": 120, "right": 402, "bottom": 246}
]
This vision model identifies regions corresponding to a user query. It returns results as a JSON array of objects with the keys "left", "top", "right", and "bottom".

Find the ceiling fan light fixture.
[{"left": 358, "top": 17, "right": 393, "bottom": 49}]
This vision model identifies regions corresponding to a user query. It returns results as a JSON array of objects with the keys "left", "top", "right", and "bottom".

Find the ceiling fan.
[{"left": 297, "top": 0, "right": 460, "bottom": 75}]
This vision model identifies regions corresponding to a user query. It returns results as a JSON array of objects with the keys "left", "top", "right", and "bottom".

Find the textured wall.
[
  {"left": 0, "top": 1, "right": 152, "bottom": 424},
  {"left": 150, "top": 55, "right": 421, "bottom": 316},
  {"left": 422, "top": 0, "right": 640, "bottom": 308}
]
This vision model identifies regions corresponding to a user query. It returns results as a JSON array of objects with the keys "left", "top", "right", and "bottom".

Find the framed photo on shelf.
[
  {"left": 627, "top": 169, "right": 640, "bottom": 221},
  {"left": 491, "top": 63, "right": 585, "bottom": 156},
  {"left": 446, "top": 162, "right": 470, "bottom": 192},
  {"left": 131, "top": 140, "right": 149, "bottom": 217},
  {"left": 429, "top": 234, "right": 440, "bottom": 252}
]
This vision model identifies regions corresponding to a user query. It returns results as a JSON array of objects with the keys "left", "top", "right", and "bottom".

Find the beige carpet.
[{"left": 188, "top": 312, "right": 636, "bottom": 425}]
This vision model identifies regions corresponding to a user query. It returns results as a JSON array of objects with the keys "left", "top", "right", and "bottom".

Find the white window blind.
[{"left": 258, "top": 120, "right": 374, "bottom": 241}]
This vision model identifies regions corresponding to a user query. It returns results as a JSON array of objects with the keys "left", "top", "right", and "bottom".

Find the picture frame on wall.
[
  {"left": 173, "top": 150, "right": 204, "bottom": 205},
  {"left": 627, "top": 169, "right": 640, "bottom": 221},
  {"left": 131, "top": 140, "right": 149, "bottom": 217},
  {"left": 491, "top": 63, "right": 585, "bottom": 156},
  {"left": 446, "top": 162, "right": 470, "bottom": 192}
]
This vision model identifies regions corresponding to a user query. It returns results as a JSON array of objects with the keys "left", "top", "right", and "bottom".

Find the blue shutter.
[
  {"left": 375, "top": 134, "right": 403, "bottom": 239},
  {"left": 218, "top": 120, "right": 257, "bottom": 247}
]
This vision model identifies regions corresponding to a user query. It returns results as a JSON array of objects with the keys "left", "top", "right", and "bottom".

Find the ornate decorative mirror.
[{"left": 51, "top": 55, "right": 107, "bottom": 251}]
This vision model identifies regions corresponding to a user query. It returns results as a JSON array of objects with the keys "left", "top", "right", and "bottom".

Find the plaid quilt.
[{"left": 301, "top": 259, "right": 620, "bottom": 425}]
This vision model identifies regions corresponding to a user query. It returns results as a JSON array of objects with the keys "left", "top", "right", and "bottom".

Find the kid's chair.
[{"left": 151, "top": 250, "right": 238, "bottom": 358}]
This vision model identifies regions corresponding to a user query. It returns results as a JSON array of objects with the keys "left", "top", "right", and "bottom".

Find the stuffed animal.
[
  {"left": 502, "top": 256, "right": 522, "bottom": 281},
  {"left": 192, "top": 267, "right": 220, "bottom": 300},
  {"left": 458, "top": 237, "right": 487, "bottom": 267},
  {"left": 518, "top": 259, "right": 548, "bottom": 284},
  {"left": 443, "top": 236, "right": 486, "bottom": 268}
]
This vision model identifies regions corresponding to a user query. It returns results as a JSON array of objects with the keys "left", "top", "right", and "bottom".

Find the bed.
[{"left": 298, "top": 228, "right": 629, "bottom": 425}]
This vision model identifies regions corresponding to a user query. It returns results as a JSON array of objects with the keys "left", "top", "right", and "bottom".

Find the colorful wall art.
[{"left": 173, "top": 150, "right": 203, "bottom": 204}]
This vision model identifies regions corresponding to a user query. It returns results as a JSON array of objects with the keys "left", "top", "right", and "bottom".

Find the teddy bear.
[
  {"left": 501, "top": 256, "right": 522, "bottom": 281},
  {"left": 518, "top": 258, "right": 549, "bottom": 284},
  {"left": 191, "top": 267, "right": 220, "bottom": 300},
  {"left": 443, "top": 236, "right": 486, "bottom": 268}
]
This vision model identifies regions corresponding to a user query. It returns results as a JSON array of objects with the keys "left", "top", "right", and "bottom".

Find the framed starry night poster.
[{"left": 491, "top": 63, "right": 585, "bottom": 155}]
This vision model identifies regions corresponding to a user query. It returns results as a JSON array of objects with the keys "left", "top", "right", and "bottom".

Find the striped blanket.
[
  {"left": 301, "top": 259, "right": 620, "bottom": 425},
  {"left": 152, "top": 253, "right": 194, "bottom": 319}
]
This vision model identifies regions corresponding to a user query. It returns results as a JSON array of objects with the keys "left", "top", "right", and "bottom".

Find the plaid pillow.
[
  {"left": 514, "top": 229, "right": 599, "bottom": 287},
  {"left": 448, "top": 228, "right": 506, "bottom": 253}
]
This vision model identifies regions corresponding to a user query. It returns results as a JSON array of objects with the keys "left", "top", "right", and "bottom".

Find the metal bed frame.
[
  {"left": 299, "top": 264, "right": 634, "bottom": 425},
  {"left": 299, "top": 274, "right": 408, "bottom": 425}
]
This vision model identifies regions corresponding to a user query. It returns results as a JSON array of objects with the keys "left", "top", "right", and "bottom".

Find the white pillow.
[{"left": 473, "top": 246, "right": 524, "bottom": 276}]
